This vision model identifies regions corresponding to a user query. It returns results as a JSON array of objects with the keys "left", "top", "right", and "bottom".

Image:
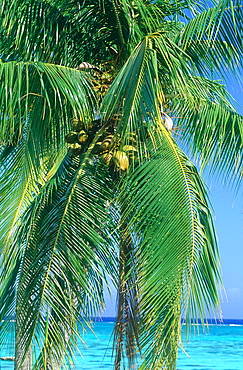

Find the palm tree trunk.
[{"left": 114, "top": 212, "right": 140, "bottom": 370}]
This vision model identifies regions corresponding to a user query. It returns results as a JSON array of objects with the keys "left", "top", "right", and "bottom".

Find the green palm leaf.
[
  {"left": 98, "top": 33, "right": 221, "bottom": 369},
  {"left": 0, "top": 61, "right": 94, "bottom": 146},
  {"left": 10, "top": 153, "right": 117, "bottom": 368},
  {"left": 71, "top": 0, "right": 165, "bottom": 65},
  {"left": 0, "top": 0, "right": 81, "bottom": 65},
  {"left": 118, "top": 130, "right": 221, "bottom": 369},
  {"left": 168, "top": 75, "right": 243, "bottom": 181},
  {"left": 1, "top": 0, "right": 242, "bottom": 369},
  {"left": 178, "top": 0, "right": 243, "bottom": 76},
  {"left": 0, "top": 139, "right": 48, "bottom": 268}
]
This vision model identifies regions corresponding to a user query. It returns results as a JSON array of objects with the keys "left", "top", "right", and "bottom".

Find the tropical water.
[{"left": 1, "top": 319, "right": 243, "bottom": 370}]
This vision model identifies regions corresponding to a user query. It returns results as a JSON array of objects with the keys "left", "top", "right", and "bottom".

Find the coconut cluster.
[
  {"left": 65, "top": 120, "right": 138, "bottom": 172},
  {"left": 65, "top": 120, "right": 89, "bottom": 155},
  {"left": 92, "top": 132, "right": 138, "bottom": 172}
]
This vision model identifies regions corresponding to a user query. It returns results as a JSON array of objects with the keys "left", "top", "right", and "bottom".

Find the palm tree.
[{"left": 0, "top": 0, "right": 243, "bottom": 369}]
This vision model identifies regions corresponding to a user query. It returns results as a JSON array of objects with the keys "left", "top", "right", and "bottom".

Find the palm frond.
[
  {"left": 98, "top": 33, "right": 221, "bottom": 369},
  {"left": 0, "top": 139, "right": 47, "bottom": 265},
  {"left": 0, "top": 258, "right": 20, "bottom": 346},
  {"left": 100, "top": 36, "right": 164, "bottom": 141},
  {"left": 118, "top": 130, "right": 221, "bottom": 369},
  {"left": 71, "top": 0, "right": 167, "bottom": 66},
  {"left": 1, "top": 153, "right": 117, "bottom": 368},
  {"left": 178, "top": 0, "right": 243, "bottom": 76},
  {"left": 0, "top": 0, "right": 82, "bottom": 65},
  {"left": 0, "top": 61, "right": 94, "bottom": 146},
  {"left": 168, "top": 75, "right": 243, "bottom": 182}
]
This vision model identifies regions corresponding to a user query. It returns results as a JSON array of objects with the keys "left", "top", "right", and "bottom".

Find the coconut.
[
  {"left": 65, "top": 132, "right": 78, "bottom": 143},
  {"left": 77, "top": 130, "right": 88, "bottom": 144},
  {"left": 91, "top": 141, "right": 103, "bottom": 154},
  {"left": 69, "top": 142, "right": 82, "bottom": 155},
  {"left": 100, "top": 135, "right": 114, "bottom": 151},
  {"left": 112, "top": 151, "right": 129, "bottom": 171},
  {"left": 72, "top": 119, "right": 84, "bottom": 132}
]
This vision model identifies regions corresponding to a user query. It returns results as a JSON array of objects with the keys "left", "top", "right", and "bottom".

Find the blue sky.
[
  {"left": 205, "top": 175, "right": 243, "bottom": 319},
  {"left": 207, "top": 76, "right": 243, "bottom": 319},
  {"left": 103, "top": 74, "right": 243, "bottom": 320}
]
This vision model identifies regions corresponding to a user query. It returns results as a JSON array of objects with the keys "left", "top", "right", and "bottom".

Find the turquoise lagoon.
[{"left": 1, "top": 319, "right": 243, "bottom": 370}]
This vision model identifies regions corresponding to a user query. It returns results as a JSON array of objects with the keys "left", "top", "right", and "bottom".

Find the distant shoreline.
[
  {"left": 2, "top": 317, "right": 243, "bottom": 325},
  {"left": 91, "top": 317, "right": 243, "bottom": 325}
]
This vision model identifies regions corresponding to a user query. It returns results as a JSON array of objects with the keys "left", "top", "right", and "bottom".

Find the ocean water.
[{"left": 1, "top": 319, "right": 243, "bottom": 370}]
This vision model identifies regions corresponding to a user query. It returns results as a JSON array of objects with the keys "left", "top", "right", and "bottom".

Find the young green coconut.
[
  {"left": 91, "top": 141, "right": 103, "bottom": 154},
  {"left": 65, "top": 132, "right": 78, "bottom": 144},
  {"left": 112, "top": 150, "right": 129, "bottom": 171},
  {"left": 69, "top": 142, "right": 82, "bottom": 155},
  {"left": 100, "top": 135, "right": 114, "bottom": 151},
  {"left": 77, "top": 130, "right": 88, "bottom": 144},
  {"left": 71, "top": 119, "right": 85, "bottom": 132}
]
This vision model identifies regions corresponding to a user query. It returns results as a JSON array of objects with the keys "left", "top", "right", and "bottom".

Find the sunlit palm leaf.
[
  {"left": 0, "top": 61, "right": 94, "bottom": 145},
  {"left": 13, "top": 154, "right": 118, "bottom": 368},
  {"left": 0, "top": 0, "right": 83, "bottom": 66},
  {"left": 0, "top": 139, "right": 48, "bottom": 267},
  {"left": 118, "top": 130, "right": 221, "bottom": 369},
  {"left": 178, "top": 0, "right": 243, "bottom": 76},
  {"left": 0, "top": 0, "right": 242, "bottom": 369},
  {"left": 169, "top": 75, "right": 243, "bottom": 181},
  {"left": 99, "top": 33, "right": 222, "bottom": 369},
  {"left": 100, "top": 36, "right": 165, "bottom": 147}
]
